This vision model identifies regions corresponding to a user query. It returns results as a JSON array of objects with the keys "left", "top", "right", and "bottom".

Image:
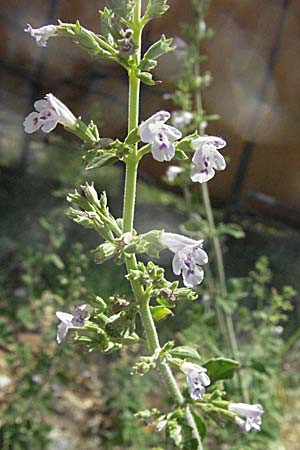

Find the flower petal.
[
  {"left": 213, "top": 149, "right": 226, "bottom": 170},
  {"left": 45, "top": 93, "right": 76, "bottom": 127},
  {"left": 55, "top": 312, "right": 73, "bottom": 325},
  {"left": 182, "top": 265, "right": 204, "bottom": 288},
  {"left": 41, "top": 118, "right": 58, "bottom": 133},
  {"left": 172, "top": 252, "right": 183, "bottom": 275},
  {"left": 229, "top": 403, "right": 264, "bottom": 418},
  {"left": 192, "top": 136, "right": 226, "bottom": 150},
  {"left": 162, "top": 232, "right": 202, "bottom": 253},
  {"left": 34, "top": 99, "right": 49, "bottom": 112},
  {"left": 23, "top": 112, "right": 41, "bottom": 133},
  {"left": 139, "top": 110, "right": 171, "bottom": 142},
  {"left": 57, "top": 322, "right": 69, "bottom": 344},
  {"left": 162, "top": 124, "right": 182, "bottom": 142},
  {"left": 190, "top": 165, "right": 215, "bottom": 183},
  {"left": 151, "top": 140, "right": 175, "bottom": 162}
]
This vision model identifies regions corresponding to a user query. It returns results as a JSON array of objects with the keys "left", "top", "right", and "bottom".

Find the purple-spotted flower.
[
  {"left": 166, "top": 165, "right": 183, "bottom": 182},
  {"left": 161, "top": 232, "right": 208, "bottom": 288},
  {"left": 191, "top": 136, "right": 227, "bottom": 183},
  {"left": 229, "top": 403, "right": 264, "bottom": 432},
  {"left": 23, "top": 93, "right": 76, "bottom": 134},
  {"left": 182, "top": 362, "right": 211, "bottom": 400},
  {"left": 139, "top": 111, "right": 182, "bottom": 162},
  {"left": 171, "top": 111, "right": 193, "bottom": 130},
  {"left": 24, "top": 24, "right": 57, "bottom": 47},
  {"left": 56, "top": 304, "right": 92, "bottom": 344}
]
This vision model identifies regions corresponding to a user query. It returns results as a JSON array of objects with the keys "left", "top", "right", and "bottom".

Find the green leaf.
[
  {"left": 191, "top": 412, "right": 206, "bottom": 440},
  {"left": 203, "top": 357, "right": 240, "bottom": 383},
  {"left": 92, "top": 242, "right": 116, "bottom": 264},
  {"left": 143, "top": 0, "right": 169, "bottom": 23},
  {"left": 84, "top": 149, "right": 118, "bottom": 170},
  {"left": 125, "top": 230, "right": 165, "bottom": 258},
  {"left": 150, "top": 306, "right": 173, "bottom": 321},
  {"left": 125, "top": 127, "right": 140, "bottom": 145},
  {"left": 217, "top": 223, "right": 245, "bottom": 239},
  {"left": 140, "top": 34, "right": 174, "bottom": 71},
  {"left": 175, "top": 148, "right": 188, "bottom": 160},
  {"left": 169, "top": 346, "right": 202, "bottom": 364},
  {"left": 137, "top": 71, "right": 160, "bottom": 86}
]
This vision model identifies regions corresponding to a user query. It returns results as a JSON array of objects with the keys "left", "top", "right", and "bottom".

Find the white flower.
[
  {"left": 191, "top": 136, "right": 227, "bottom": 183},
  {"left": 139, "top": 111, "right": 182, "bottom": 162},
  {"left": 24, "top": 24, "right": 57, "bottom": 47},
  {"left": 161, "top": 232, "right": 208, "bottom": 288},
  {"left": 182, "top": 362, "right": 211, "bottom": 400},
  {"left": 23, "top": 93, "right": 76, "bottom": 134},
  {"left": 56, "top": 304, "right": 92, "bottom": 344},
  {"left": 229, "top": 403, "right": 264, "bottom": 433},
  {"left": 171, "top": 111, "right": 193, "bottom": 130},
  {"left": 166, "top": 165, "right": 183, "bottom": 182}
]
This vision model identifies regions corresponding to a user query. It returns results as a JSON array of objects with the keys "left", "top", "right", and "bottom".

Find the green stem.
[
  {"left": 194, "top": 48, "right": 249, "bottom": 402},
  {"left": 121, "top": 2, "right": 204, "bottom": 448}
]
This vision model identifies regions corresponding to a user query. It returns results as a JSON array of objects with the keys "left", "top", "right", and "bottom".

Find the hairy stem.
[{"left": 121, "top": 1, "right": 204, "bottom": 448}]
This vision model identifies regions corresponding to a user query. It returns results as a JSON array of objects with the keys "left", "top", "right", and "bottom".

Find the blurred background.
[{"left": 1, "top": 0, "right": 300, "bottom": 449}]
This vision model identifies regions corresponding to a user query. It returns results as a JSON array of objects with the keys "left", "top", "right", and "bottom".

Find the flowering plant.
[{"left": 23, "top": 1, "right": 264, "bottom": 448}]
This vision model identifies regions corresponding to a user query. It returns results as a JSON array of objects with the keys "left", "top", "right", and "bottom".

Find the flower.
[
  {"left": 229, "top": 403, "right": 264, "bottom": 432},
  {"left": 166, "top": 165, "right": 183, "bottom": 182},
  {"left": 182, "top": 362, "right": 211, "bottom": 400},
  {"left": 24, "top": 24, "right": 57, "bottom": 47},
  {"left": 190, "top": 136, "right": 227, "bottom": 183},
  {"left": 161, "top": 232, "right": 208, "bottom": 288},
  {"left": 139, "top": 111, "right": 182, "bottom": 162},
  {"left": 23, "top": 93, "right": 76, "bottom": 134},
  {"left": 171, "top": 111, "right": 193, "bottom": 130},
  {"left": 56, "top": 304, "right": 92, "bottom": 344}
]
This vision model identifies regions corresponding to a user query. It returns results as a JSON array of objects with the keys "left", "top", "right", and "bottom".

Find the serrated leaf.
[
  {"left": 143, "top": 0, "right": 169, "bottom": 23},
  {"left": 140, "top": 34, "right": 174, "bottom": 71},
  {"left": 150, "top": 306, "right": 173, "bottom": 321},
  {"left": 203, "top": 357, "right": 240, "bottom": 383},
  {"left": 169, "top": 346, "right": 202, "bottom": 364}
]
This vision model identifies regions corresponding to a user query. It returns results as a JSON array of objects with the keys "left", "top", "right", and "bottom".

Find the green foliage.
[
  {"left": 143, "top": 0, "right": 169, "bottom": 24},
  {"left": 203, "top": 358, "right": 240, "bottom": 383}
]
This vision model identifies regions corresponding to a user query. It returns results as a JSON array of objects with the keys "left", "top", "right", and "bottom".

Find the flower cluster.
[
  {"left": 182, "top": 362, "right": 211, "bottom": 400},
  {"left": 229, "top": 403, "right": 264, "bottom": 432}
]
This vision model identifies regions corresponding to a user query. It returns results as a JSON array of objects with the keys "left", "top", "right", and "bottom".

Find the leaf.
[
  {"left": 143, "top": 0, "right": 169, "bottom": 23},
  {"left": 202, "top": 357, "right": 240, "bottom": 383},
  {"left": 175, "top": 148, "right": 188, "bottom": 160},
  {"left": 125, "top": 230, "right": 165, "bottom": 258},
  {"left": 137, "top": 71, "right": 160, "bottom": 86},
  {"left": 84, "top": 149, "right": 118, "bottom": 170},
  {"left": 169, "top": 346, "right": 202, "bottom": 364},
  {"left": 217, "top": 223, "right": 245, "bottom": 239},
  {"left": 125, "top": 127, "right": 140, "bottom": 145},
  {"left": 92, "top": 242, "right": 116, "bottom": 264},
  {"left": 150, "top": 306, "right": 173, "bottom": 321},
  {"left": 140, "top": 35, "right": 174, "bottom": 71},
  {"left": 191, "top": 413, "right": 206, "bottom": 440}
]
